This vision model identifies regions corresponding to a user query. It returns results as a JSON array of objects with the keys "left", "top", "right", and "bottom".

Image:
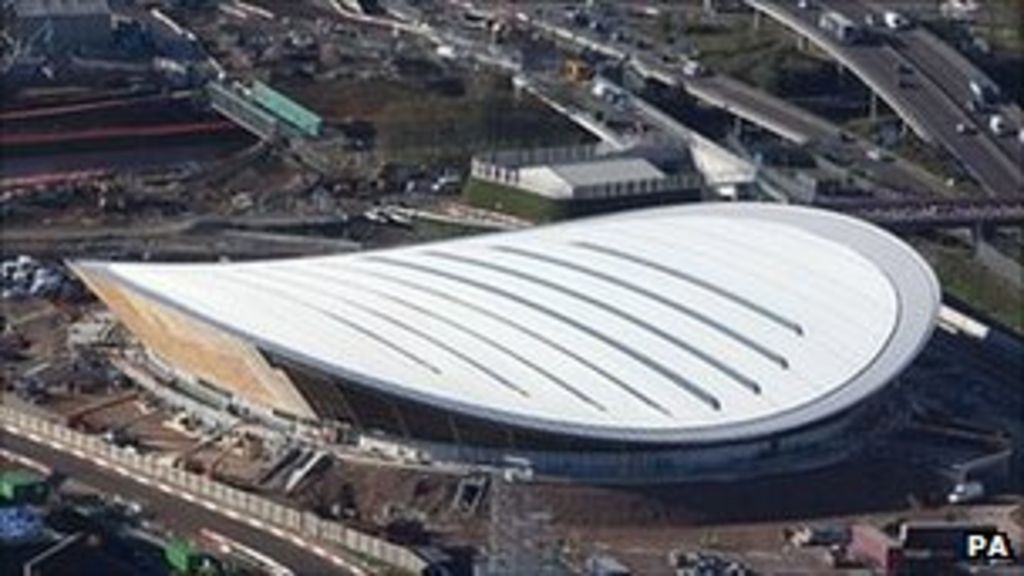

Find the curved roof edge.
[{"left": 73, "top": 202, "right": 941, "bottom": 444}]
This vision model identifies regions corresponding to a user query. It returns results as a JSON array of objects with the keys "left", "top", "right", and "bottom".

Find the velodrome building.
[{"left": 72, "top": 203, "right": 941, "bottom": 482}]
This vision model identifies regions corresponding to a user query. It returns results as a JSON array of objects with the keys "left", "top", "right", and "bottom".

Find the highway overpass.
[
  {"left": 745, "top": 0, "right": 1023, "bottom": 198},
  {"left": 514, "top": 7, "right": 967, "bottom": 200},
  {"left": 824, "top": 197, "right": 1024, "bottom": 230}
]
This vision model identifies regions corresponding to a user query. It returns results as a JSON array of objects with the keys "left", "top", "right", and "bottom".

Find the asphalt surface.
[
  {"left": 513, "top": 2, "right": 969, "bottom": 200},
  {"left": 754, "top": 0, "right": 1023, "bottom": 198},
  {"left": 686, "top": 74, "right": 840, "bottom": 144},
  {"left": 684, "top": 73, "right": 953, "bottom": 198},
  {"left": 0, "top": 432, "right": 355, "bottom": 576}
]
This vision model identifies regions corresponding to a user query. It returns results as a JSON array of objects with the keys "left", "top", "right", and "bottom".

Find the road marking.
[
  {"left": 1, "top": 418, "right": 371, "bottom": 575},
  {"left": 200, "top": 528, "right": 296, "bottom": 576},
  {"left": 0, "top": 447, "right": 52, "bottom": 474}
]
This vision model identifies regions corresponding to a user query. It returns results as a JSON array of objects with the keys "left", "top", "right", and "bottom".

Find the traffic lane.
[
  {"left": 890, "top": 29, "right": 1023, "bottom": 166},
  {"left": 869, "top": 159, "right": 948, "bottom": 197},
  {"left": 802, "top": 0, "right": 1023, "bottom": 192},
  {"left": 694, "top": 76, "right": 839, "bottom": 142},
  {"left": 702, "top": 76, "right": 950, "bottom": 198},
  {"left": 754, "top": 1, "right": 1021, "bottom": 195},
  {"left": 0, "top": 432, "right": 353, "bottom": 576},
  {"left": 911, "top": 89, "right": 1023, "bottom": 197},
  {"left": 761, "top": 2, "right": 1010, "bottom": 184},
  {"left": 847, "top": 42, "right": 1022, "bottom": 196}
]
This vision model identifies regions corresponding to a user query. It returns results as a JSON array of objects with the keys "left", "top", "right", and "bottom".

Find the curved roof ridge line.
[
  {"left": 226, "top": 270, "right": 530, "bottom": 398},
  {"left": 572, "top": 240, "right": 804, "bottom": 336},
  {"left": 361, "top": 257, "right": 687, "bottom": 416},
  {"left": 215, "top": 272, "right": 443, "bottom": 375},
  {"left": 287, "top": 267, "right": 609, "bottom": 414},
  {"left": 494, "top": 244, "right": 789, "bottom": 372},
  {"left": 419, "top": 251, "right": 728, "bottom": 410}
]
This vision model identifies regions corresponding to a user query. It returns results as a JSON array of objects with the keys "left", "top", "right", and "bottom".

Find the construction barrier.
[{"left": 0, "top": 406, "right": 428, "bottom": 574}]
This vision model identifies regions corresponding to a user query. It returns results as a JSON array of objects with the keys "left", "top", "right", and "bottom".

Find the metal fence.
[{"left": 0, "top": 406, "right": 427, "bottom": 574}]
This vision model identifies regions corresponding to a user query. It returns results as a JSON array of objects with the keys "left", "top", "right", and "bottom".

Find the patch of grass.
[
  {"left": 965, "top": 0, "right": 1023, "bottom": 54},
  {"left": 280, "top": 75, "right": 590, "bottom": 164},
  {"left": 915, "top": 239, "right": 1023, "bottom": 334},
  {"left": 462, "top": 177, "right": 566, "bottom": 222}
]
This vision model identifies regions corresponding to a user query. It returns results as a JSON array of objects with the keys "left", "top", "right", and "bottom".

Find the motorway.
[
  {"left": 684, "top": 73, "right": 839, "bottom": 145},
  {"left": 514, "top": 4, "right": 962, "bottom": 199},
  {"left": 680, "top": 72, "right": 959, "bottom": 198},
  {"left": 0, "top": 432, "right": 354, "bottom": 575},
  {"left": 821, "top": 0, "right": 1024, "bottom": 163},
  {"left": 747, "top": 0, "right": 1023, "bottom": 198}
]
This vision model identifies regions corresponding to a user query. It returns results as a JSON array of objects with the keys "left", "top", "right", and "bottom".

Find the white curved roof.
[{"left": 78, "top": 203, "right": 940, "bottom": 443}]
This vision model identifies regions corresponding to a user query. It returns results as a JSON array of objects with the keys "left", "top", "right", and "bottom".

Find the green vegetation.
[
  {"left": 915, "top": 240, "right": 1023, "bottom": 334},
  {"left": 407, "top": 218, "right": 486, "bottom": 243},
  {"left": 892, "top": 135, "right": 984, "bottom": 197},
  {"left": 462, "top": 177, "right": 566, "bottom": 222},
  {"left": 686, "top": 16, "right": 853, "bottom": 104},
  {"left": 962, "top": 0, "right": 1023, "bottom": 54},
  {"left": 842, "top": 117, "right": 983, "bottom": 197},
  {"left": 688, "top": 24, "right": 782, "bottom": 77},
  {"left": 734, "top": 47, "right": 835, "bottom": 98},
  {"left": 281, "top": 74, "right": 590, "bottom": 164}
]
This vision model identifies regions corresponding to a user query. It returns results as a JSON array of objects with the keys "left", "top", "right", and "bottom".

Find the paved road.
[
  {"left": 748, "top": 0, "right": 1023, "bottom": 198},
  {"left": 0, "top": 432, "right": 354, "bottom": 576},
  {"left": 818, "top": 0, "right": 1024, "bottom": 181},
  {"left": 686, "top": 74, "right": 840, "bottom": 145},
  {"left": 511, "top": 3, "right": 967, "bottom": 199},
  {"left": 683, "top": 73, "right": 955, "bottom": 198}
]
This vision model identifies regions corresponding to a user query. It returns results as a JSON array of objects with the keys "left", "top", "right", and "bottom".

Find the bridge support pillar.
[
  {"left": 869, "top": 91, "right": 879, "bottom": 122},
  {"left": 796, "top": 35, "right": 809, "bottom": 52},
  {"left": 970, "top": 223, "right": 994, "bottom": 254},
  {"left": 752, "top": 10, "right": 762, "bottom": 31}
]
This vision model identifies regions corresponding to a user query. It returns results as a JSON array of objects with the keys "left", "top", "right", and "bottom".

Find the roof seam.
[
  {"left": 573, "top": 240, "right": 805, "bottom": 337},
  {"left": 495, "top": 244, "right": 788, "bottom": 372},
  {"left": 361, "top": 257, "right": 681, "bottom": 417},
  {"left": 253, "top": 269, "right": 532, "bottom": 399},
  {"left": 419, "top": 251, "right": 726, "bottom": 411},
  {"left": 215, "top": 272, "right": 443, "bottom": 375},
  {"left": 286, "top": 267, "right": 609, "bottom": 414}
]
